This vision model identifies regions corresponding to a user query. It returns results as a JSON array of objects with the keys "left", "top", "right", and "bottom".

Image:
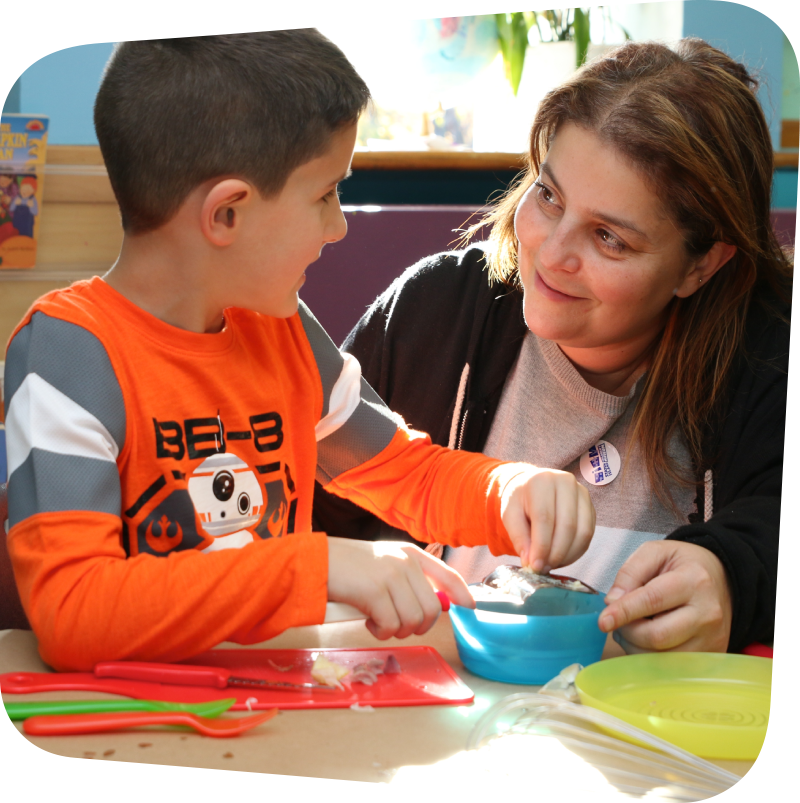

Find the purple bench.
[{"left": 303, "top": 206, "right": 796, "bottom": 346}]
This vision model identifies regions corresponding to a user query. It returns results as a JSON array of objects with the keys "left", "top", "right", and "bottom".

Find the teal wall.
[
  {"left": 774, "top": 170, "right": 798, "bottom": 209},
  {"left": 784, "top": 32, "right": 800, "bottom": 119}
]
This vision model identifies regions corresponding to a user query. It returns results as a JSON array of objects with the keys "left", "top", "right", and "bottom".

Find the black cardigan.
[{"left": 313, "top": 245, "right": 789, "bottom": 652}]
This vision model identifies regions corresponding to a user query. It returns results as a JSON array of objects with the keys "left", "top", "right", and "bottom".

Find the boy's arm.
[
  {"left": 299, "top": 303, "right": 555, "bottom": 559},
  {"left": 4, "top": 311, "right": 327, "bottom": 670}
]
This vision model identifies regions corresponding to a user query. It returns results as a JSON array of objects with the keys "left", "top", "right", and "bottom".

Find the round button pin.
[{"left": 580, "top": 440, "right": 621, "bottom": 486}]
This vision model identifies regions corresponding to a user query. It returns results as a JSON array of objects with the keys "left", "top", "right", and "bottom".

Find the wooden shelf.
[
  {"left": 45, "top": 145, "right": 800, "bottom": 183},
  {"left": 781, "top": 119, "right": 799, "bottom": 150},
  {"left": 352, "top": 151, "right": 528, "bottom": 171},
  {"left": 774, "top": 151, "right": 799, "bottom": 168},
  {"left": 46, "top": 145, "right": 107, "bottom": 165},
  {"left": 44, "top": 145, "right": 530, "bottom": 173}
]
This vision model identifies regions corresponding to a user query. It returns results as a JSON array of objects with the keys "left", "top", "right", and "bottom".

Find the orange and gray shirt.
[{"left": 4, "top": 277, "right": 521, "bottom": 670}]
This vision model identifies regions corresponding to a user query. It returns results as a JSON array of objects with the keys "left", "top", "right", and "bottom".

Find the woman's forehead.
[{"left": 543, "top": 124, "right": 673, "bottom": 232}]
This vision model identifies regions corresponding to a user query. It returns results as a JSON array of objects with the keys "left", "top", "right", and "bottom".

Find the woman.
[{"left": 313, "top": 38, "right": 791, "bottom": 654}]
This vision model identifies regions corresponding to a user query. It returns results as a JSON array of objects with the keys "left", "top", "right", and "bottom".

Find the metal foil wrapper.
[{"left": 483, "top": 565, "right": 598, "bottom": 599}]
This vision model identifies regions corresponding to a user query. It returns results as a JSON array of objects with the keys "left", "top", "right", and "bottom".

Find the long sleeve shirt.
[{"left": 4, "top": 277, "right": 521, "bottom": 670}]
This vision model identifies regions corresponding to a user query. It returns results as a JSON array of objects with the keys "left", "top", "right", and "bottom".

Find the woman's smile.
[{"left": 534, "top": 269, "right": 584, "bottom": 302}]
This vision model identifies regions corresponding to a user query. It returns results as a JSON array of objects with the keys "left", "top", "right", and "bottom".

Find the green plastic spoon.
[{"left": 4, "top": 697, "right": 237, "bottom": 721}]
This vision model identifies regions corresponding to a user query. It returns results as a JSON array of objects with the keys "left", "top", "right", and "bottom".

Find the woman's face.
[{"left": 515, "top": 123, "right": 701, "bottom": 359}]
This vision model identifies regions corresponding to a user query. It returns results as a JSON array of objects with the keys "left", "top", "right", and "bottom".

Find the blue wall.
[
  {"left": 3, "top": 3, "right": 793, "bottom": 149},
  {"left": 683, "top": 0, "right": 785, "bottom": 148},
  {"left": 1, "top": 4, "right": 796, "bottom": 208},
  {"left": 3, "top": 77, "right": 21, "bottom": 114},
  {"left": 683, "top": 1, "right": 797, "bottom": 209},
  {"left": 2, "top": 43, "right": 113, "bottom": 145}
]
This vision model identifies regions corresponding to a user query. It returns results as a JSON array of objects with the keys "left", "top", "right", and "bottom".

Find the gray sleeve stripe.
[
  {"left": 4, "top": 311, "right": 126, "bottom": 450},
  {"left": 8, "top": 448, "right": 122, "bottom": 528},
  {"left": 316, "top": 394, "right": 399, "bottom": 484},
  {"left": 297, "top": 301, "right": 342, "bottom": 421},
  {"left": 297, "top": 300, "right": 400, "bottom": 482}
]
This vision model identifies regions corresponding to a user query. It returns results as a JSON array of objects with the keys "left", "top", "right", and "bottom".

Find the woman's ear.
[
  {"left": 199, "top": 179, "right": 253, "bottom": 246},
  {"left": 674, "top": 241, "right": 738, "bottom": 298}
]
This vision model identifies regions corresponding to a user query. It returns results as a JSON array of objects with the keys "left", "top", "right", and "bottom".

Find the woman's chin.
[{"left": 522, "top": 306, "right": 584, "bottom": 344}]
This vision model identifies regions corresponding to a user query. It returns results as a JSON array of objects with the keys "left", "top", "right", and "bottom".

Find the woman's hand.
[
  {"left": 500, "top": 467, "right": 595, "bottom": 572},
  {"left": 598, "top": 540, "right": 732, "bottom": 652},
  {"left": 326, "top": 538, "right": 474, "bottom": 640}
]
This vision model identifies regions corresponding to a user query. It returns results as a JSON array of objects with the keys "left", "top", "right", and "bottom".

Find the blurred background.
[{"left": 0, "top": 1, "right": 797, "bottom": 376}]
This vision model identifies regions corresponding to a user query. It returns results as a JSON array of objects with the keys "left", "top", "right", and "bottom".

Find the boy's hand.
[
  {"left": 326, "top": 538, "right": 475, "bottom": 640},
  {"left": 500, "top": 467, "right": 595, "bottom": 572}
]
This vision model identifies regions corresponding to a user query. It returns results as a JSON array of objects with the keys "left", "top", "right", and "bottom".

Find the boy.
[{"left": 3, "top": 31, "right": 594, "bottom": 671}]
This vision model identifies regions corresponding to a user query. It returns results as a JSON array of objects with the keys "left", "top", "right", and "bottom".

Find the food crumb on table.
[
  {"left": 223, "top": 752, "right": 234, "bottom": 759},
  {"left": 383, "top": 654, "right": 401, "bottom": 675},
  {"left": 311, "top": 654, "right": 349, "bottom": 689},
  {"left": 138, "top": 742, "right": 152, "bottom": 748},
  {"left": 103, "top": 749, "right": 115, "bottom": 757},
  {"left": 83, "top": 751, "right": 95, "bottom": 758}
]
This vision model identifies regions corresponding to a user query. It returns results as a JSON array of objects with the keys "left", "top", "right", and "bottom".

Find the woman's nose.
[{"left": 538, "top": 219, "right": 580, "bottom": 273}]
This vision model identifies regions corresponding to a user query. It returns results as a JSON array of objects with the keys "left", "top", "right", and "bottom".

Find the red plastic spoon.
[{"left": 24, "top": 708, "right": 278, "bottom": 738}]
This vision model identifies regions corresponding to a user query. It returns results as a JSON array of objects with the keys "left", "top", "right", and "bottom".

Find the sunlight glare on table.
[{"left": 389, "top": 732, "right": 623, "bottom": 799}]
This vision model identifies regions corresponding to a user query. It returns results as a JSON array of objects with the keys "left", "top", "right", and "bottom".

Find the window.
[{"left": 319, "top": 3, "right": 684, "bottom": 152}]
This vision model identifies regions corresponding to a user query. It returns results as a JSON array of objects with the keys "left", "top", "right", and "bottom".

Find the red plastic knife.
[{"left": 94, "top": 661, "right": 334, "bottom": 691}]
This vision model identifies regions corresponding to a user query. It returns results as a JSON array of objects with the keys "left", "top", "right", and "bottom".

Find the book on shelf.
[{"left": 0, "top": 113, "right": 49, "bottom": 269}]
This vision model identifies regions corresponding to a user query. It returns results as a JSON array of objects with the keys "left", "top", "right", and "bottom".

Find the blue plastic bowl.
[{"left": 449, "top": 594, "right": 608, "bottom": 685}]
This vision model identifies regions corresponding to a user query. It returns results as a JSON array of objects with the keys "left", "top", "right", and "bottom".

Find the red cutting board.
[{"left": 0, "top": 647, "right": 474, "bottom": 710}]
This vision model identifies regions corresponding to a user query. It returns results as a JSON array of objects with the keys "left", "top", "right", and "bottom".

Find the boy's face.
[{"left": 231, "top": 123, "right": 357, "bottom": 318}]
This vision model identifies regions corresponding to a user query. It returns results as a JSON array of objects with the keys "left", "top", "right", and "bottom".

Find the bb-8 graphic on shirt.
[{"left": 188, "top": 452, "right": 265, "bottom": 552}]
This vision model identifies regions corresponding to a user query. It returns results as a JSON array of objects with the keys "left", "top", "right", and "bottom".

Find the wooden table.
[{"left": 0, "top": 620, "right": 754, "bottom": 787}]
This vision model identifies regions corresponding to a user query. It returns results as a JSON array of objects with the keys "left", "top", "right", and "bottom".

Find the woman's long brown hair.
[{"left": 473, "top": 38, "right": 793, "bottom": 505}]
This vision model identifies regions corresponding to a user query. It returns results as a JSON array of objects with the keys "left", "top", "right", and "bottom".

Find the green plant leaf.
[
  {"left": 495, "top": 12, "right": 511, "bottom": 63},
  {"left": 496, "top": 11, "right": 532, "bottom": 96},
  {"left": 508, "top": 12, "right": 529, "bottom": 95},
  {"left": 573, "top": 8, "right": 590, "bottom": 67}
]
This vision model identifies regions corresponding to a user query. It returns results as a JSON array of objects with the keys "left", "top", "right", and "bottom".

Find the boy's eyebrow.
[
  {"left": 540, "top": 162, "right": 650, "bottom": 242},
  {"left": 328, "top": 168, "right": 352, "bottom": 188}
]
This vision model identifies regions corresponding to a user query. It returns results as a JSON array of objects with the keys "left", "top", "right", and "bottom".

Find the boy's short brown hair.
[{"left": 94, "top": 30, "right": 370, "bottom": 233}]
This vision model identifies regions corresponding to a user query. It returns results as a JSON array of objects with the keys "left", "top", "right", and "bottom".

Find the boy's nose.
[{"left": 325, "top": 204, "right": 348, "bottom": 245}]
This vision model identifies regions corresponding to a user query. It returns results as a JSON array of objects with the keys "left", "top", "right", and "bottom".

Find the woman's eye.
[
  {"left": 533, "top": 180, "right": 557, "bottom": 207},
  {"left": 598, "top": 229, "right": 626, "bottom": 253}
]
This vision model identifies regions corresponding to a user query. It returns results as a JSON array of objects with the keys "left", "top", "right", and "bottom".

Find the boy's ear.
[{"left": 200, "top": 179, "right": 253, "bottom": 246}]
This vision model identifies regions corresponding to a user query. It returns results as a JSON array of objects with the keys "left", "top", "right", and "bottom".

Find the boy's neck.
[{"left": 104, "top": 227, "right": 226, "bottom": 335}]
